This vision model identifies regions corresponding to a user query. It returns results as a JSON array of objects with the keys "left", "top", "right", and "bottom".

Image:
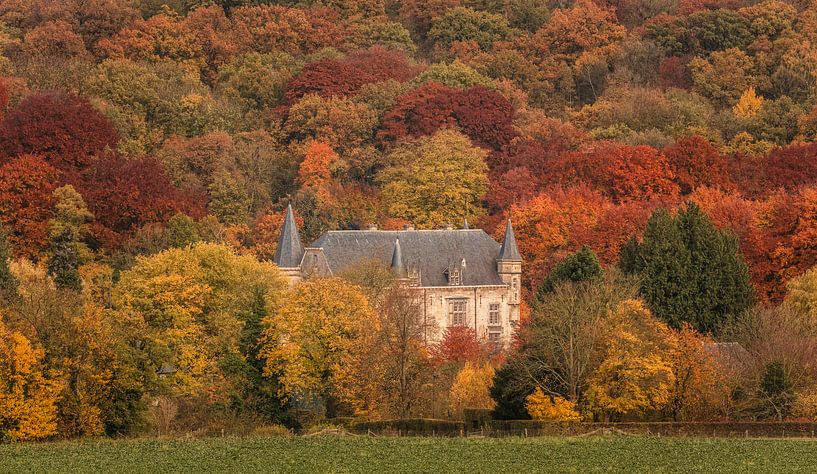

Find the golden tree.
[
  {"left": 114, "top": 243, "right": 286, "bottom": 399},
  {"left": 585, "top": 299, "right": 674, "bottom": 421},
  {"left": 733, "top": 87, "right": 764, "bottom": 119},
  {"left": 449, "top": 362, "right": 496, "bottom": 418},
  {"left": 525, "top": 387, "right": 581, "bottom": 421},
  {"left": 260, "top": 277, "right": 377, "bottom": 417},
  {"left": 0, "top": 319, "right": 62, "bottom": 441}
]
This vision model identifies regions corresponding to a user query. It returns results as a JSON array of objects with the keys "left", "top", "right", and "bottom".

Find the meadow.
[{"left": 2, "top": 435, "right": 817, "bottom": 473}]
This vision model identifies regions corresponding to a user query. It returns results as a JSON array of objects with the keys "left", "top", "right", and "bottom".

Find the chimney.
[{"left": 367, "top": 223, "right": 377, "bottom": 230}]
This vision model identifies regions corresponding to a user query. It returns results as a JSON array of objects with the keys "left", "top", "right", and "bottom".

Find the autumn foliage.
[
  {"left": 378, "top": 82, "right": 516, "bottom": 150},
  {"left": 2, "top": 0, "right": 817, "bottom": 440},
  {"left": 0, "top": 92, "right": 118, "bottom": 172}
]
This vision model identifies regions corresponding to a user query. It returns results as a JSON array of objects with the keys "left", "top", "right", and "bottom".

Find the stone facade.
[{"left": 273, "top": 204, "right": 522, "bottom": 345}]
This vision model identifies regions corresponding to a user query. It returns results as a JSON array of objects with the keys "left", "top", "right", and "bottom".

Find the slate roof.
[
  {"left": 309, "top": 229, "right": 505, "bottom": 286},
  {"left": 273, "top": 204, "right": 304, "bottom": 268},
  {"left": 498, "top": 219, "right": 521, "bottom": 261}
]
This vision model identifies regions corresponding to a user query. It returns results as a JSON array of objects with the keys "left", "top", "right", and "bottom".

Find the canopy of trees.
[{"left": 3, "top": 0, "right": 817, "bottom": 439}]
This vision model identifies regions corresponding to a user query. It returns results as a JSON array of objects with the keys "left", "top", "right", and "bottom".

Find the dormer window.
[{"left": 449, "top": 269, "right": 461, "bottom": 286}]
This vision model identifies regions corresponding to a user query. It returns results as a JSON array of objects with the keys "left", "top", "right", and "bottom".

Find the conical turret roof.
[
  {"left": 498, "top": 218, "right": 521, "bottom": 261},
  {"left": 390, "top": 238, "right": 406, "bottom": 277},
  {"left": 273, "top": 203, "right": 304, "bottom": 268}
]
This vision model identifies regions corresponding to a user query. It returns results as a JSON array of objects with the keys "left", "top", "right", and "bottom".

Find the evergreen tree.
[
  {"left": 0, "top": 227, "right": 18, "bottom": 300},
  {"left": 46, "top": 186, "right": 93, "bottom": 292},
  {"left": 490, "top": 363, "right": 534, "bottom": 420},
  {"left": 235, "top": 286, "right": 293, "bottom": 425},
  {"left": 48, "top": 228, "right": 83, "bottom": 291},
  {"left": 618, "top": 236, "right": 639, "bottom": 274},
  {"left": 537, "top": 245, "right": 602, "bottom": 300},
  {"left": 622, "top": 204, "right": 754, "bottom": 333}
]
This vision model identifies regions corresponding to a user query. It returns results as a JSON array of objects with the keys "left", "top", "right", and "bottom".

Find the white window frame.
[
  {"left": 488, "top": 303, "right": 500, "bottom": 325},
  {"left": 448, "top": 298, "right": 467, "bottom": 326}
]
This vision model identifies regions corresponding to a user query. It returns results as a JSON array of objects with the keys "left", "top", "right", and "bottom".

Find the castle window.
[
  {"left": 448, "top": 299, "right": 467, "bottom": 326},
  {"left": 489, "top": 304, "right": 500, "bottom": 325},
  {"left": 449, "top": 269, "right": 461, "bottom": 286},
  {"left": 488, "top": 329, "right": 502, "bottom": 344}
]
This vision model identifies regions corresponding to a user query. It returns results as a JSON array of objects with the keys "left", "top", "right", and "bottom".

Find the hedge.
[
  {"left": 348, "top": 419, "right": 817, "bottom": 438},
  {"left": 350, "top": 419, "right": 465, "bottom": 436}
]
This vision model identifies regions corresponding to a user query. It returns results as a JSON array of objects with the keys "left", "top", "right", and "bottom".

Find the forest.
[{"left": 1, "top": 0, "right": 817, "bottom": 441}]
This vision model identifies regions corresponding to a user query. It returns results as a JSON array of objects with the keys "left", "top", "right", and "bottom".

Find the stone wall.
[{"left": 419, "top": 285, "right": 518, "bottom": 344}]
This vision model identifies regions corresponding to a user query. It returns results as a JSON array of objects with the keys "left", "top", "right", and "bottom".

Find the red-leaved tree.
[
  {"left": 79, "top": 155, "right": 205, "bottom": 246},
  {"left": 379, "top": 82, "right": 516, "bottom": 150},
  {"left": 283, "top": 46, "right": 422, "bottom": 102},
  {"left": 0, "top": 154, "right": 61, "bottom": 258},
  {"left": 0, "top": 92, "right": 119, "bottom": 174}
]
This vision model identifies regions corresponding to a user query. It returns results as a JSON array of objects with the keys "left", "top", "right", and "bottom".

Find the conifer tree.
[
  {"left": 622, "top": 204, "right": 754, "bottom": 333},
  {"left": 46, "top": 186, "right": 93, "bottom": 291},
  {"left": 0, "top": 226, "right": 18, "bottom": 300},
  {"left": 48, "top": 229, "right": 83, "bottom": 291},
  {"left": 537, "top": 245, "right": 603, "bottom": 299}
]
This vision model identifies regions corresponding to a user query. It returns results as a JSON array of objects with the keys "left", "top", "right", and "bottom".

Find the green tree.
[
  {"left": 47, "top": 230, "right": 83, "bottom": 292},
  {"left": 0, "top": 227, "right": 18, "bottom": 300},
  {"left": 623, "top": 204, "right": 754, "bottom": 334},
  {"left": 378, "top": 130, "right": 489, "bottom": 229},
  {"left": 760, "top": 361, "right": 794, "bottom": 421},
  {"left": 165, "top": 213, "right": 201, "bottom": 248},
  {"left": 490, "top": 361, "right": 538, "bottom": 420},
  {"left": 208, "top": 170, "right": 252, "bottom": 225},
  {"left": 216, "top": 51, "right": 298, "bottom": 110},
  {"left": 428, "top": 7, "right": 510, "bottom": 50},
  {"left": 46, "top": 186, "right": 93, "bottom": 292},
  {"left": 410, "top": 60, "right": 494, "bottom": 89},
  {"left": 537, "top": 246, "right": 603, "bottom": 299}
]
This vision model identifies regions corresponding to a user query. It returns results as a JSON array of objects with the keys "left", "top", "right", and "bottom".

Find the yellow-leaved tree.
[
  {"left": 585, "top": 299, "right": 674, "bottom": 421},
  {"left": 449, "top": 362, "right": 496, "bottom": 418},
  {"left": 260, "top": 277, "right": 377, "bottom": 417},
  {"left": 732, "top": 86, "right": 764, "bottom": 119},
  {"left": 0, "top": 319, "right": 62, "bottom": 441},
  {"left": 525, "top": 387, "right": 581, "bottom": 421},
  {"left": 378, "top": 129, "right": 489, "bottom": 229},
  {"left": 114, "top": 243, "right": 287, "bottom": 400}
]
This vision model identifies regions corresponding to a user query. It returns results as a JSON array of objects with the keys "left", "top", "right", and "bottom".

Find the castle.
[{"left": 273, "top": 204, "right": 522, "bottom": 345}]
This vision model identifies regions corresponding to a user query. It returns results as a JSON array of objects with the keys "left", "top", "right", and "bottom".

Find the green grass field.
[{"left": 2, "top": 435, "right": 816, "bottom": 473}]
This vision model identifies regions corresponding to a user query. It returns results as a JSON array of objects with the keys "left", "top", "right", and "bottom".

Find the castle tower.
[
  {"left": 273, "top": 203, "right": 304, "bottom": 286},
  {"left": 497, "top": 218, "right": 522, "bottom": 324}
]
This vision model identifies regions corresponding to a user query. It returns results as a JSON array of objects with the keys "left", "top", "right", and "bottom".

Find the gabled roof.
[
  {"left": 498, "top": 219, "right": 521, "bottom": 261},
  {"left": 310, "top": 229, "right": 504, "bottom": 286},
  {"left": 273, "top": 204, "right": 304, "bottom": 268}
]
